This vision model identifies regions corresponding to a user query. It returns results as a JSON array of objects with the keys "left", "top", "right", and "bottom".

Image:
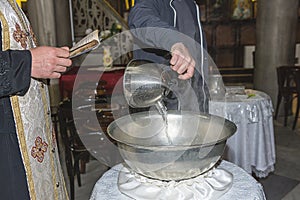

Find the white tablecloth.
[
  {"left": 209, "top": 89, "right": 276, "bottom": 178},
  {"left": 89, "top": 160, "right": 266, "bottom": 200}
]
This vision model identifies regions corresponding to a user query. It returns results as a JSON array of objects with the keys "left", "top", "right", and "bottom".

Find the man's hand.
[
  {"left": 170, "top": 42, "right": 195, "bottom": 80},
  {"left": 30, "top": 46, "right": 72, "bottom": 79}
]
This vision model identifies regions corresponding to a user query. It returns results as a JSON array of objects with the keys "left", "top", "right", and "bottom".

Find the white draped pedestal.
[
  {"left": 89, "top": 160, "right": 266, "bottom": 200},
  {"left": 209, "top": 89, "right": 276, "bottom": 178}
]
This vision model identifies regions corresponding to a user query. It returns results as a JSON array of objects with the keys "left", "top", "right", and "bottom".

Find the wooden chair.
[
  {"left": 57, "top": 100, "right": 90, "bottom": 200},
  {"left": 274, "top": 66, "right": 300, "bottom": 129}
]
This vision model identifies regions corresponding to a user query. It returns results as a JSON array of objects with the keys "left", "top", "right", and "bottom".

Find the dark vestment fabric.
[
  {"left": 0, "top": 24, "right": 31, "bottom": 200},
  {"left": 0, "top": 133, "right": 30, "bottom": 199}
]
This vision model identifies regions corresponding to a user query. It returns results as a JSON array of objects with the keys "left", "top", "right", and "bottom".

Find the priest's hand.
[
  {"left": 170, "top": 42, "right": 195, "bottom": 80},
  {"left": 30, "top": 46, "right": 72, "bottom": 79}
]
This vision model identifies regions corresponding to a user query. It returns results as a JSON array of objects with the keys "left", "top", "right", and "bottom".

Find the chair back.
[
  {"left": 58, "top": 100, "right": 87, "bottom": 152},
  {"left": 276, "top": 66, "right": 300, "bottom": 95},
  {"left": 275, "top": 66, "right": 300, "bottom": 129}
]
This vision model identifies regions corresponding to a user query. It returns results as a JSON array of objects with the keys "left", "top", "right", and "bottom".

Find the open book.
[{"left": 69, "top": 29, "right": 100, "bottom": 58}]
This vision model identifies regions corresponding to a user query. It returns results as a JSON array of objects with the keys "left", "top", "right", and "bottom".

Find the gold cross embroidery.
[{"left": 13, "top": 22, "right": 28, "bottom": 49}]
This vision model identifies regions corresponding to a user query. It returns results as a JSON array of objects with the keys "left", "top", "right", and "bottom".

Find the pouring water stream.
[{"left": 155, "top": 100, "right": 172, "bottom": 145}]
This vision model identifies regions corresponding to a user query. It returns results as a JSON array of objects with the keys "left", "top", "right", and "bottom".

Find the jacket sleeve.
[
  {"left": 128, "top": 0, "right": 183, "bottom": 51},
  {"left": 0, "top": 22, "right": 32, "bottom": 97},
  {"left": 0, "top": 50, "right": 32, "bottom": 97}
]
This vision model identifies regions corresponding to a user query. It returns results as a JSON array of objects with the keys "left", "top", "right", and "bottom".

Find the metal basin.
[{"left": 107, "top": 111, "right": 236, "bottom": 181}]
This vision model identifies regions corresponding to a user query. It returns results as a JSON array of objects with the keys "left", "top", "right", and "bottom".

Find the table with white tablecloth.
[
  {"left": 89, "top": 160, "right": 266, "bottom": 200},
  {"left": 209, "top": 89, "right": 276, "bottom": 178}
]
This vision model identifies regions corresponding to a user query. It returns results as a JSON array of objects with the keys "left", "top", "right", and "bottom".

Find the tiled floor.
[
  {"left": 59, "top": 115, "right": 300, "bottom": 200},
  {"left": 259, "top": 119, "right": 300, "bottom": 200}
]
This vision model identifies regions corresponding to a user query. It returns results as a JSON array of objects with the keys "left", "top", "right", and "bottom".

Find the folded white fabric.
[{"left": 118, "top": 166, "right": 233, "bottom": 200}]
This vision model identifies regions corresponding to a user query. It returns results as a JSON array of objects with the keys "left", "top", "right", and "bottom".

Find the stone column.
[
  {"left": 27, "top": 0, "right": 72, "bottom": 47},
  {"left": 52, "top": 0, "right": 73, "bottom": 106},
  {"left": 53, "top": 0, "right": 73, "bottom": 47},
  {"left": 254, "top": 0, "right": 299, "bottom": 104},
  {"left": 27, "top": 0, "right": 57, "bottom": 46}
]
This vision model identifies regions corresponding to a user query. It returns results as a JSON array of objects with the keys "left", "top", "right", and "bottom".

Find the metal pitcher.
[{"left": 123, "top": 59, "right": 180, "bottom": 109}]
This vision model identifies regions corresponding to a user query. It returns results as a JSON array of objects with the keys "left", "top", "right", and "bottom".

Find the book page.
[{"left": 69, "top": 29, "right": 100, "bottom": 58}]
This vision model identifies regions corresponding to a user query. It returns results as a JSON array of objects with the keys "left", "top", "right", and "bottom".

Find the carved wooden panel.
[
  {"left": 215, "top": 49, "right": 235, "bottom": 67},
  {"left": 240, "top": 24, "right": 256, "bottom": 45},
  {"left": 72, "top": 0, "right": 128, "bottom": 37},
  {"left": 216, "top": 25, "right": 235, "bottom": 47}
]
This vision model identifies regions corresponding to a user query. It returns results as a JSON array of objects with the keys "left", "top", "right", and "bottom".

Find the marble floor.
[{"left": 59, "top": 115, "right": 300, "bottom": 200}]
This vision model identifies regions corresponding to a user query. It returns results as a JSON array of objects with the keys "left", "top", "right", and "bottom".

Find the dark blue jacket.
[
  {"left": 128, "top": 0, "right": 207, "bottom": 64},
  {"left": 128, "top": 0, "right": 209, "bottom": 112}
]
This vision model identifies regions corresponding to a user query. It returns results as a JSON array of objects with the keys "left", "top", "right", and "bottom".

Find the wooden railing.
[
  {"left": 72, "top": 0, "right": 132, "bottom": 65},
  {"left": 72, "top": 0, "right": 128, "bottom": 37}
]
